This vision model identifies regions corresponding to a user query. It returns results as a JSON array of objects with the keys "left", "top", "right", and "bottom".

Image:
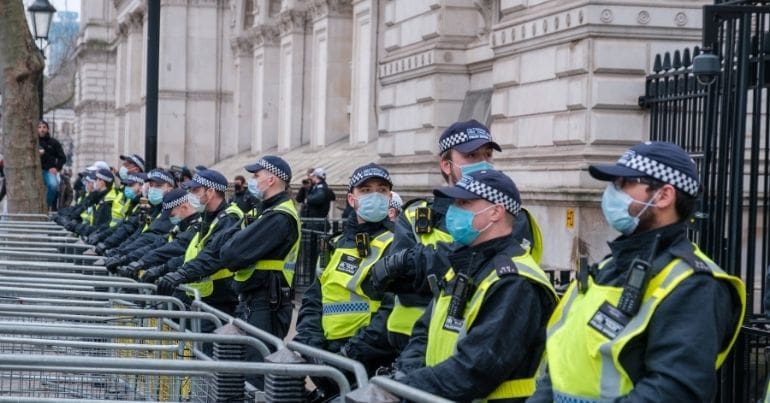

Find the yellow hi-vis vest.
[
  {"left": 545, "top": 245, "right": 746, "bottom": 401},
  {"left": 425, "top": 251, "right": 557, "bottom": 401},
  {"left": 320, "top": 230, "right": 394, "bottom": 340},
  {"left": 387, "top": 200, "right": 453, "bottom": 336},
  {"left": 109, "top": 191, "right": 126, "bottom": 227},
  {"left": 182, "top": 204, "right": 244, "bottom": 297},
  {"left": 520, "top": 208, "right": 543, "bottom": 264},
  {"left": 233, "top": 199, "right": 301, "bottom": 286}
]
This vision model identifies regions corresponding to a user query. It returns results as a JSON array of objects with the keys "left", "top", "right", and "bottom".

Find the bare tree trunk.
[{"left": 0, "top": 1, "right": 47, "bottom": 214}]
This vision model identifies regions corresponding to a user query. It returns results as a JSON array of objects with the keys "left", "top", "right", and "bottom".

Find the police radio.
[
  {"left": 355, "top": 233, "right": 370, "bottom": 258},
  {"left": 444, "top": 273, "right": 473, "bottom": 331},
  {"left": 415, "top": 207, "right": 433, "bottom": 234},
  {"left": 617, "top": 234, "right": 661, "bottom": 317}
]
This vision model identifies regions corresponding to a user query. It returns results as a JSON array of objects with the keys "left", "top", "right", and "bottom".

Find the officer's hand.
[
  {"left": 86, "top": 233, "right": 99, "bottom": 245},
  {"left": 115, "top": 265, "right": 133, "bottom": 278},
  {"left": 103, "top": 255, "right": 126, "bottom": 272},
  {"left": 156, "top": 271, "right": 186, "bottom": 295},
  {"left": 94, "top": 242, "right": 107, "bottom": 255},
  {"left": 125, "top": 260, "right": 145, "bottom": 279},
  {"left": 370, "top": 249, "right": 411, "bottom": 290},
  {"left": 140, "top": 264, "right": 168, "bottom": 284},
  {"left": 64, "top": 220, "right": 77, "bottom": 232}
]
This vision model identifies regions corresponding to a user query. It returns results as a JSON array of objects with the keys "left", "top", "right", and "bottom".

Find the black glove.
[
  {"left": 103, "top": 255, "right": 126, "bottom": 272},
  {"left": 156, "top": 270, "right": 187, "bottom": 295},
  {"left": 104, "top": 248, "right": 119, "bottom": 257},
  {"left": 115, "top": 265, "right": 133, "bottom": 278},
  {"left": 86, "top": 233, "right": 100, "bottom": 245},
  {"left": 64, "top": 220, "right": 77, "bottom": 232},
  {"left": 370, "top": 248, "right": 411, "bottom": 291},
  {"left": 95, "top": 242, "right": 107, "bottom": 255},
  {"left": 140, "top": 264, "right": 169, "bottom": 284},
  {"left": 124, "top": 260, "right": 145, "bottom": 279}
]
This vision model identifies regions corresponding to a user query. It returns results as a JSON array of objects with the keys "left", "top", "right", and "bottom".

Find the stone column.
[
  {"left": 252, "top": 25, "right": 281, "bottom": 153},
  {"left": 277, "top": 9, "right": 308, "bottom": 151},
  {"left": 308, "top": 0, "right": 353, "bottom": 148},
  {"left": 232, "top": 37, "right": 254, "bottom": 154},
  {"left": 124, "top": 11, "right": 145, "bottom": 155},
  {"left": 350, "top": 0, "right": 376, "bottom": 145},
  {"left": 72, "top": 0, "right": 116, "bottom": 172}
]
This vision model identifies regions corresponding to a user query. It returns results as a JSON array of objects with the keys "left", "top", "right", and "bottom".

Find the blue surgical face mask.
[
  {"left": 124, "top": 187, "right": 136, "bottom": 201},
  {"left": 118, "top": 166, "right": 129, "bottom": 181},
  {"left": 148, "top": 187, "right": 164, "bottom": 206},
  {"left": 601, "top": 184, "right": 659, "bottom": 235},
  {"left": 188, "top": 193, "right": 206, "bottom": 213},
  {"left": 169, "top": 215, "right": 182, "bottom": 226},
  {"left": 459, "top": 161, "right": 494, "bottom": 176},
  {"left": 445, "top": 204, "right": 495, "bottom": 246},
  {"left": 247, "top": 178, "right": 265, "bottom": 200},
  {"left": 355, "top": 193, "right": 390, "bottom": 223}
]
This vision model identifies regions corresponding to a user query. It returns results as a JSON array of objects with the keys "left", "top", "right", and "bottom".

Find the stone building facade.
[{"left": 73, "top": 0, "right": 708, "bottom": 270}]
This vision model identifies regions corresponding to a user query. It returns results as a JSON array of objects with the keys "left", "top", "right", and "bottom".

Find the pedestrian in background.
[{"left": 38, "top": 120, "right": 67, "bottom": 211}]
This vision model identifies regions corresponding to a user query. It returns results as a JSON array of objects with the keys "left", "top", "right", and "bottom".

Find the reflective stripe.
[
  {"left": 322, "top": 301, "right": 370, "bottom": 315},
  {"left": 553, "top": 391, "right": 607, "bottom": 403}
]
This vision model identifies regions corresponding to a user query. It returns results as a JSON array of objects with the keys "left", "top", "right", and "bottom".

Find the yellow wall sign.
[{"left": 566, "top": 208, "right": 575, "bottom": 230}]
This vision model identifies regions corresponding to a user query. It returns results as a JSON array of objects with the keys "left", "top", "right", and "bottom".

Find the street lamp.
[{"left": 27, "top": 0, "right": 57, "bottom": 120}]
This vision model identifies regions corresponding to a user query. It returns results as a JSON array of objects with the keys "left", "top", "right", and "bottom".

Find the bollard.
[
  {"left": 264, "top": 347, "right": 306, "bottom": 402},
  {"left": 212, "top": 324, "right": 248, "bottom": 402}
]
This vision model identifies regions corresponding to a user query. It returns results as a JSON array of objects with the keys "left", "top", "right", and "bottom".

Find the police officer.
[
  {"left": 101, "top": 169, "right": 175, "bottom": 271},
  {"left": 219, "top": 156, "right": 300, "bottom": 386},
  {"left": 120, "top": 188, "right": 202, "bottom": 281},
  {"left": 73, "top": 168, "right": 118, "bottom": 236},
  {"left": 342, "top": 119, "right": 542, "bottom": 365},
  {"left": 86, "top": 172, "right": 145, "bottom": 249},
  {"left": 294, "top": 163, "right": 395, "bottom": 399},
  {"left": 107, "top": 153, "right": 146, "bottom": 229},
  {"left": 155, "top": 170, "right": 242, "bottom": 319},
  {"left": 387, "top": 191, "right": 403, "bottom": 222},
  {"left": 394, "top": 169, "right": 557, "bottom": 402},
  {"left": 528, "top": 141, "right": 746, "bottom": 402}
]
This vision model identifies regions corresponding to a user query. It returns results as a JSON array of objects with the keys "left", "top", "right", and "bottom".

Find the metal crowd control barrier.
[{"left": 0, "top": 216, "right": 456, "bottom": 401}]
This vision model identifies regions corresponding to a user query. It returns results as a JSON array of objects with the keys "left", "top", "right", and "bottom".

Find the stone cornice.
[
  {"left": 308, "top": 0, "right": 353, "bottom": 21},
  {"left": 278, "top": 10, "right": 307, "bottom": 36},
  {"left": 490, "top": 3, "right": 703, "bottom": 56}
]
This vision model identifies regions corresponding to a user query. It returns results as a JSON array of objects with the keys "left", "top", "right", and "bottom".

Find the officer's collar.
[
  {"left": 449, "top": 233, "right": 520, "bottom": 277},
  {"left": 608, "top": 222, "right": 690, "bottom": 270},
  {"left": 204, "top": 199, "right": 228, "bottom": 221},
  {"left": 343, "top": 213, "right": 389, "bottom": 238},
  {"left": 261, "top": 191, "right": 288, "bottom": 209},
  {"left": 179, "top": 213, "right": 201, "bottom": 230}
]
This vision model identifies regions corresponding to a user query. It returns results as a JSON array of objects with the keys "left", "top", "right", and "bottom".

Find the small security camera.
[{"left": 692, "top": 53, "right": 720, "bottom": 86}]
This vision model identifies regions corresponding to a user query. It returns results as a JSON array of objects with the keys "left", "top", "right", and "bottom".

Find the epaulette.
[{"left": 493, "top": 253, "right": 519, "bottom": 277}]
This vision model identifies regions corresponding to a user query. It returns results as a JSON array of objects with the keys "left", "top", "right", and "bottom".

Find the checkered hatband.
[
  {"left": 258, "top": 159, "right": 290, "bottom": 182},
  {"left": 148, "top": 170, "right": 174, "bottom": 185},
  {"left": 163, "top": 194, "right": 189, "bottom": 210},
  {"left": 192, "top": 173, "right": 228, "bottom": 192},
  {"left": 349, "top": 167, "right": 392, "bottom": 191},
  {"left": 456, "top": 176, "right": 521, "bottom": 215},
  {"left": 95, "top": 172, "right": 113, "bottom": 182},
  {"left": 619, "top": 151, "right": 700, "bottom": 196},
  {"left": 439, "top": 132, "right": 470, "bottom": 154},
  {"left": 126, "top": 174, "right": 144, "bottom": 185}
]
